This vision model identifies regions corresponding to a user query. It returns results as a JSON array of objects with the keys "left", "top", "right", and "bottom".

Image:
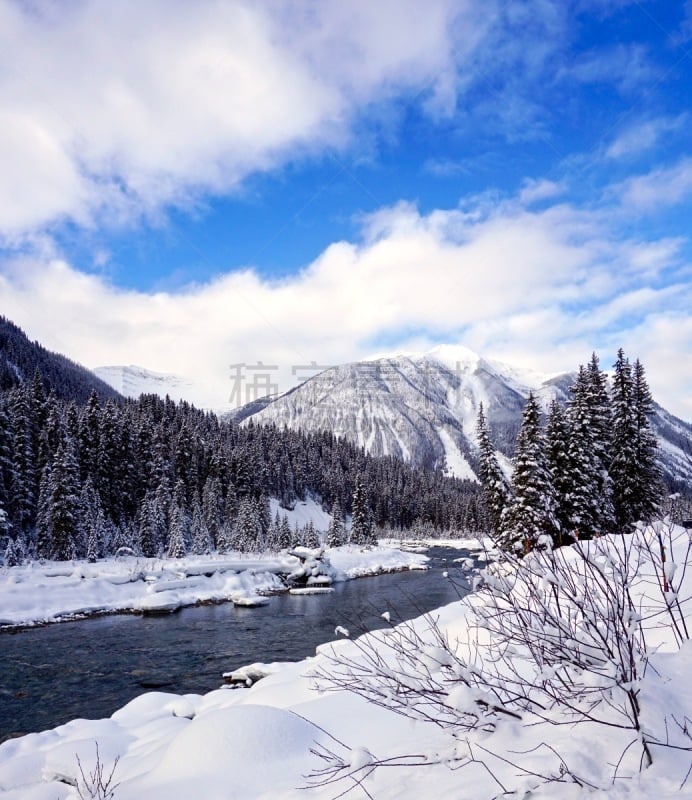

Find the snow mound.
[{"left": 135, "top": 705, "right": 325, "bottom": 800}]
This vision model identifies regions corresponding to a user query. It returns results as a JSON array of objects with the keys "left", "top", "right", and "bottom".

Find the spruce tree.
[
  {"left": 9, "top": 388, "right": 35, "bottom": 531},
  {"left": 326, "top": 499, "right": 346, "bottom": 548},
  {"left": 504, "top": 393, "right": 557, "bottom": 552},
  {"left": 35, "top": 464, "right": 52, "bottom": 559},
  {"left": 631, "top": 358, "right": 662, "bottom": 523},
  {"left": 277, "top": 514, "right": 292, "bottom": 550},
  {"left": 565, "top": 366, "right": 609, "bottom": 539},
  {"left": 545, "top": 399, "right": 572, "bottom": 545},
  {"left": 4, "top": 536, "right": 19, "bottom": 567},
  {"left": 303, "top": 519, "right": 320, "bottom": 549},
  {"left": 167, "top": 502, "right": 188, "bottom": 558},
  {"left": 190, "top": 497, "right": 212, "bottom": 555},
  {"left": 138, "top": 493, "right": 159, "bottom": 558},
  {"left": 202, "top": 475, "right": 223, "bottom": 550},
  {"left": 46, "top": 437, "right": 80, "bottom": 561},
  {"left": 350, "top": 475, "right": 375, "bottom": 546},
  {"left": 0, "top": 400, "right": 13, "bottom": 512},
  {"left": 610, "top": 349, "right": 639, "bottom": 532},
  {"left": 233, "top": 498, "right": 262, "bottom": 552},
  {"left": 476, "top": 403, "right": 512, "bottom": 546}
]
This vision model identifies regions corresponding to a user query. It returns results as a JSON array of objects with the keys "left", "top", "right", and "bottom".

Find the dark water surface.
[{"left": 0, "top": 547, "right": 473, "bottom": 739}]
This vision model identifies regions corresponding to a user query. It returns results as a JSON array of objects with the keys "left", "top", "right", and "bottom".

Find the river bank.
[
  {"left": 0, "top": 525, "right": 689, "bottom": 799},
  {"left": 0, "top": 545, "right": 429, "bottom": 630}
]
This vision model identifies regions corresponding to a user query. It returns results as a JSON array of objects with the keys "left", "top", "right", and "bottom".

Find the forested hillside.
[
  {"left": 0, "top": 317, "right": 121, "bottom": 403},
  {"left": 0, "top": 380, "right": 480, "bottom": 563}
]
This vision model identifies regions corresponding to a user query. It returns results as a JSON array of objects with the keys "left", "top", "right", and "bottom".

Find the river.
[{"left": 0, "top": 546, "right": 475, "bottom": 740}]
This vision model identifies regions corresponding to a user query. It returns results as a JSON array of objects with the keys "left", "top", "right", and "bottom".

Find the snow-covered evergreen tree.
[
  {"left": 631, "top": 358, "right": 662, "bottom": 523},
  {"left": 350, "top": 475, "right": 375, "bottom": 546},
  {"left": 233, "top": 497, "right": 262, "bottom": 552},
  {"left": 565, "top": 366, "right": 609, "bottom": 539},
  {"left": 202, "top": 475, "right": 223, "bottom": 550},
  {"left": 4, "top": 535, "right": 19, "bottom": 566},
  {"left": 190, "top": 497, "right": 212, "bottom": 555},
  {"left": 504, "top": 393, "right": 557, "bottom": 552},
  {"left": 138, "top": 493, "right": 159, "bottom": 558},
  {"left": 277, "top": 514, "right": 292, "bottom": 550},
  {"left": 610, "top": 349, "right": 639, "bottom": 532},
  {"left": 545, "top": 399, "right": 572, "bottom": 545},
  {"left": 45, "top": 436, "right": 80, "bottom": 561},
  {"left": 167, "top": 502, "right": 188, "bottom": 559},
  {"left": 9, "top": 388, "right": 35, "bottom": 532},
  {"left": 303, "top": 519, "right": 320, "bottom": 548},
  {"left": 476, "top": 403, "right": 512, "bottom": 546},
  {"left": 326, "top": 499, "right": 346, "bottom": 548}
]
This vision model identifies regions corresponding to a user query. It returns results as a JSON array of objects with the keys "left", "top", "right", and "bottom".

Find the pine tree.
[
  {"left": 190, "top": 497, "right": 212, "bottom": 555},
  {"left": 78, "top": 391, "right": 101, "bottom": 481},
  {"left": 9, "top": 388, "right": 35, "bottom": 531},
  {"left": 35, "top": 464, "right": 52, "bottom": 559},
  {"left": 585, "top": 353, "right": 615, "bottom": 534},
  {"left": 46, "top": 436, "right": 81, "bottom": 561},
  {"left": 85, "top": 522, "right": 100, "bottom": 563},
  {"left": 167, "top": 502, "right": 188, "bottom": 559},
  {"left": 610, "top": 349, "right": 639, "bottom": 532},
  {"left": 565, "top": 366, "right": 609, "bottom": 539},
  {"left": 350, "top": 475, "right": 375, "bottom": 546},
  {"left": 504, "top": 393, "right": 557, "bottom": 553},
  {"left": 326, "top": 499, "right": 346, "bottom": 548},
  {"left": 202, "top": 475, "right": 223, "bottom": 550},
  {"left": 4, "top": 536, "right": 19, "bottom": 567},
  {"left": 233, "top": 497, "right": 262, "bottom": 552},
  {"left": 545, "top": 400, "right": 572, "bottom": 545},
  {"left": 303, "top": 519, "right": 320, "bottom": 549},
  {"left": 277, "top": 514, "right": 292, "bottom": 550},
  {"left": 631, "top": 358, "right": 662, "bottom": 523},
  {"left": 0, "top": 401, "right": 15, "bottom": 512},
  {"left": 476, "top": 403, "right": 512, "bottom": 546},
  {"left": 138, "top": 493, "right": 159, "bottom": 558},
  {"left": 77, "top": 478, "right": 103, "bottom": 560}
]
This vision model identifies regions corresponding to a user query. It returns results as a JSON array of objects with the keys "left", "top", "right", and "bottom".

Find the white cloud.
[
  {"left": 0, "top": 0, "right": 487, "bottom": 241},
  {"left": 1, "top": 192, "right": 689, "bottom": 419},
  {"left": 605, "top": 115, "right": 686, "bottom": 160},
  {"left": 560, "top": 43, "right": 654, "bottom": 93},
  {"left": 518, "top": 178, "right": 565, "bottom": 205},
  {"left": 617, "top": 158, "right": 692, "bottom": 210}
]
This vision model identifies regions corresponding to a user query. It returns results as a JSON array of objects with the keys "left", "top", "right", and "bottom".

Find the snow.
[
  {"left": 1, "top": 525, "right": 690, "bottom": 799},
  {"left": 0, "top": 546, "right": 428, "bottom": 629},
  {"left": 437, "top": 426, "right": 478, "bottom": 481},
  {"left": 92, "top": 365, "right": 239, "bottom": 417},
  {"left": 269, "top": 497, "right": 332, "bottom": 532}
]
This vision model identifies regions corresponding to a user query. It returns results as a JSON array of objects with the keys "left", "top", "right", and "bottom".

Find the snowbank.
[
  {"left": 0, "top": 546, "right": 428, "bottom": 629},
  {"left": 1, "top": 524, "right": 688, "bottom": 799}
]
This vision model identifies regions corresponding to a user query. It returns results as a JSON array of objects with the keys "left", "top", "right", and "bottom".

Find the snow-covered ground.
[
  {"left": 1, "top": 523, "right": 689, "bottom": 799},
  {"left": 0, "top": 545, "right": 428, "bottom": 629}
]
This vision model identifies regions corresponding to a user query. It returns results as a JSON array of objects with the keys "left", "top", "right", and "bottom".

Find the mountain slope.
[
  {"left": 93, "top": 365, "right": 198, "bottom": 403},
  {"left": 0, "top": 317, "right": 121, "bottom": 403},
  {"left": 244, "top": 345, "right": 692, "bottom": 487},
  {"left": 245, "top": 346, "right": 571, "bottom": 479}
]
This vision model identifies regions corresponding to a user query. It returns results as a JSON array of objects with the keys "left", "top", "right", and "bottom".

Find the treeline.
[
  {"left": 478, "top": 349, "right": 662, "bottom": 551},
  {"left": 0, "top": 376, "right": 481, "bottom": 563}
]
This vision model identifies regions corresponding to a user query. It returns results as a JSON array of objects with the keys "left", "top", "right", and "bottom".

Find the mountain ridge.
[{"left": 240, "top": 349, "right": 692, "bottom": 489}]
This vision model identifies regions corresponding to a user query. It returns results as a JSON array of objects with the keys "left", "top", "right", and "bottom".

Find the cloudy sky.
[{"left": 0, "top": 0, "right": 690, "bottom": 418}]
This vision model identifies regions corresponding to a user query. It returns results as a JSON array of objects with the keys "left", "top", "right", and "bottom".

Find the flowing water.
[{"left": 0, "top": 546, "right": 475, "bottom": 739}]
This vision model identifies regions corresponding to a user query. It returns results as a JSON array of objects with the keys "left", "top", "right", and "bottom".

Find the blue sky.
[{"left": 0, "top": 0, "right": 690, "bottom": 418}]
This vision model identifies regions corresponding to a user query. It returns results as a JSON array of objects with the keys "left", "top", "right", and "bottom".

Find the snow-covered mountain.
[
  {"left": 93, "top": 365, "right": 238, "bottom": 416},
  {"left": 93, "top": 365, "right": 199, "bottom": 403},
  {"left": 240, "top": 346, "right": 570, "bottom": 481},
  {"left": 242, "top": 345, "right": 692, "bottom": 487}
]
